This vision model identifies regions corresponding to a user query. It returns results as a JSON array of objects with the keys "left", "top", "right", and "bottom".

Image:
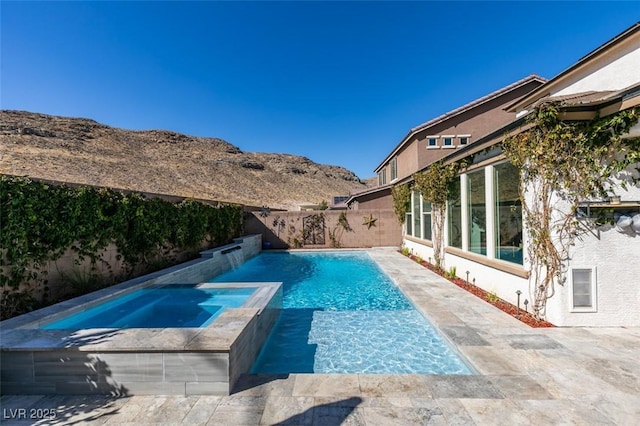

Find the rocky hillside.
[{"left": 0, "top": 110, "right": 371, "bottom": 209}]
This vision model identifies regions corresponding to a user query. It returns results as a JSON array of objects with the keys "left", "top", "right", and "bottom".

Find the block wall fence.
[{"left": 244, "top": 209, "right": 402, "bottom": 249}]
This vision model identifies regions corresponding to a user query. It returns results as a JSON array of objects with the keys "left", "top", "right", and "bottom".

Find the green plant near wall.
[
  {"left": 328, "top": 211, "right": 353, "bottom": 248},
  {"left": 486, "top": 291, "right": 499, "bottom": 304},
  {"left": 445, "top": 266, "right": 457, "bottom": 279},
  {"left": 391, "top": 183, "right": 411, "bottom": 223},
  {"left": 413, "top": 160, "right": 467, "bottom": 269},
  {"left": 502, "top": 103, "right": 640, "bottom": 320},
  {"left": 0, "top": 176, "right": 244, "bottom": 319}
]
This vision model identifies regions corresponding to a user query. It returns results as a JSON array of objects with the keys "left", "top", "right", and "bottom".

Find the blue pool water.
[
  {"left": 42, "top": 286, "right": 256, "bottom": 329},
  {"left": 210, "top": 251, "right": 472, "bottom": 374}
]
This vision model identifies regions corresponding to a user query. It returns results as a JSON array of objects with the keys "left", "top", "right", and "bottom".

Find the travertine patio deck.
[{"left": 2, "top": 248, "right": 639, "bottom": 425}]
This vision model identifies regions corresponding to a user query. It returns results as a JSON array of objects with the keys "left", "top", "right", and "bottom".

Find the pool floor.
[{"left": 210, "top": 251, "right": 472, "bottom": 375}]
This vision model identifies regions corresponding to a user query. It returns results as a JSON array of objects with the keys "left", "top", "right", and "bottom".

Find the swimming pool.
[
  {"left": 42, "top": 285, "right": 257, "bottom": 329},
  {"left": 210, "top": 251, "right": 472, "bottom": 375},
  {"left": 1, "top": 234, "right": 281, "bottom": 396}
]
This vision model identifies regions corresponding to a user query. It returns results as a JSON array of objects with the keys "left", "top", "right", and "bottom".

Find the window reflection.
[
  {"left": 468, "top": 170, "right": 486, "bottom": 255},
  {"left": 494, "top": 162, "right": 523, "bottom": 264},
  {"left": 447, "top": 178, "right": 462, "bottom": 248}
]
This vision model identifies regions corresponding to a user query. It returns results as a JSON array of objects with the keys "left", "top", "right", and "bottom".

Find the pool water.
[
  {"left": 210, "top": 251, "right": 472, "bottom": 374},
  {"left": 42, "top": 286, "right": 256, "bottom": 329}
]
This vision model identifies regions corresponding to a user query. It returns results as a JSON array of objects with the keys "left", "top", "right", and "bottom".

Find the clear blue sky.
[{"left": 2, "top": 1, "right": 639, "bottom": 178}]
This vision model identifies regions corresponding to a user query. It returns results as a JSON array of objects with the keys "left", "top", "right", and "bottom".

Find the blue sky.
[{"left": 2, "top": 1, "right": 639, "bottom": 179}]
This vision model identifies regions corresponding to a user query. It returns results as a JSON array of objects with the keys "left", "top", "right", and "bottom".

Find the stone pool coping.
[
  {"left": 0, "top": 234, "right": 288, "bottom": 395},
  {"left": 0, "top": 282, "right": 282, "bottom": 352},
  {"left": 2, "top": 247, "right": 639, "bottom": 423}
]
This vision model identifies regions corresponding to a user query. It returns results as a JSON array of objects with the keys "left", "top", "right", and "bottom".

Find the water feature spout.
[
  {"left": 222, "top": 246, "right": 244, "bottom": 269},
  {"left": 221, "top": 246, "right": 242, "bottom": 255}
]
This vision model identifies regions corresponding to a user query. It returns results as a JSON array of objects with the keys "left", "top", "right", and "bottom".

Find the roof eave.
[
  {"left": 373, "top": 75, "right": 547, "bottom": 173},
  {"left": 506, "top": 22, "right": 640, "bottom": 113}
]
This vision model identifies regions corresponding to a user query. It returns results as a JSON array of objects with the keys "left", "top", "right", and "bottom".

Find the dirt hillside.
[{"left": 1, "top": 110, "right": 373, "bottom": 209}]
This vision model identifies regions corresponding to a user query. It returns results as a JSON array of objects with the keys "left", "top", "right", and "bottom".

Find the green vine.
[
  {"left": 413, "top": 160, "right": 467, "bottom": 268},
  {"left": 328, "top": 212, "right": 353, "bottom": 248},
  {"left": 502, "top": 103, "right": 640, "bottom": 320},
  {"left": 0, "top": 176, "right": 243, "bottom": 319},
  {"left": 391, "top": 183, "right": 411, "bottom": 223}
]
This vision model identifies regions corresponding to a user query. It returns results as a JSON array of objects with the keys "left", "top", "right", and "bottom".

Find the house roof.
[
  {"left": 506, "top": 22, "right": 640, "bottom": 113},
  {"left": 529, "top": 82, "right": 640, "bottom": 109},
  {"left": 539, "top": 90, "right": 620, "bottom": 106},
  {"left": 373, "top": 74, "right": 547, "bottom": 173},
  {"left": 345, "top": 183, "right": 392, "bottom": 206},
  {"left": 366, "top": 83, "right": 640, "bottom": 189},
  {"left": 428, "top": 83, "right": 640, "bottom": 174}
]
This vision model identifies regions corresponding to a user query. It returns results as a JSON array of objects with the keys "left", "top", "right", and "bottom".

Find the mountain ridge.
[{"left": 0, "top": 110, "right": 372, "bottom": 209}]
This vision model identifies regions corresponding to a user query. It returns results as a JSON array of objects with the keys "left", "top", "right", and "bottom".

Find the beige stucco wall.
[
  {"left": 380, "top": 79, "right": 543, "bottom": 182},
  {"left": 552, "top": 34, "right": 640, "bottom": 97},
  {"left": 245, "top": 209, "right": 402, "bottom": 249},
  {"left": 350, "top": 190, "right": 393, "bottom": 211}
]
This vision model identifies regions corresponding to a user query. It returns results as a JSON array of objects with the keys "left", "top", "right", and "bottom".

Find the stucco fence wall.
[
  {"left": 245, "top": 209, "right": 402, "bottom": 249},
  {"left": 1, "top": 239, "right": 210, "bottom": 314}
]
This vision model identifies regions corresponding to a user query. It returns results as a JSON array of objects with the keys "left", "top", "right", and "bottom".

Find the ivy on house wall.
[
  {"left": 0, "top": 176, "right": 244, "bottom": 319},
  {"left": 413, "top": 160, "right": 467, "bottom": 268},
  {"left": 502, "top": 103, "right": 640, "bottom": 320},
  {"left": 328, "top": 211, "right": 353, "bottom": 248},
  {"left": 391, "top": 183, "right": 412, "bottom": 224}
]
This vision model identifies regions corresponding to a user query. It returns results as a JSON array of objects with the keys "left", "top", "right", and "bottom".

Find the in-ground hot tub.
[
  {"left": 41, "top": 284, "right": 260, "bottom": 330},
  {"left": 0, "top": 235, "right": 282, "bottom": 396}
]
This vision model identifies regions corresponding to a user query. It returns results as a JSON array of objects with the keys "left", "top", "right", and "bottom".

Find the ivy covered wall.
[{"left": 0, "top": 176, "right": 244, "bottom": 319}]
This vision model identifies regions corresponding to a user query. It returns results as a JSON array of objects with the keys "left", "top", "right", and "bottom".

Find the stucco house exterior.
[
  {"left": 401, "top": 22, "right": 640, "bottom": 326},
  {"left": 345, "top": 75, "right": 546, "bottom": 210}
]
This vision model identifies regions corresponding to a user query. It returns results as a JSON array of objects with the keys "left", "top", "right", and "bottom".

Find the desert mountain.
[{"left": 0, "top": 110, "right": 371, "bottom": 210}]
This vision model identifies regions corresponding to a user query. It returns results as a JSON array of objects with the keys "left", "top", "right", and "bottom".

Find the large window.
[
  {"left": 494, "top": 162, "right": 523, "bottom": 264},
  {"left": 390, "top": 157, "right": 398, "bottom": 181},
  {"left": 405, "top": 191, "right": 432, "bottom": 240},
  {"left": 405, "top": 212, "right": 412, "bottom": 235},
  {"left": 412, "top": 190, "right": 422, "bottom": 239},
  {"left": 378, "top": 168, "right": 387, "bottom": 186},
  {"left": 422, "top": 198, "right": 432, "bottom": 240},
  {"left": 447, "top": 178, "right": 462, "bottom": 248},
  {"left": 468, "top": 169, "right": 486, "bottom": 255},
  {"left": 405, "top": 162, "right": 525, "bottom": 269}
]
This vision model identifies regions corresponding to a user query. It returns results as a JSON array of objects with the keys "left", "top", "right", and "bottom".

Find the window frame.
[
  {"left": 467, "top": 168, "right": 486, "bottom": 256},
  {"left": 378, "top": 168, "right": 387, "bottom": 186},
  {"left": 570, "top": 267, "right": 597, "bottom": 312},
  {"left": 447, "top": 176, "right": 463, "bottom": 249},
  {"left": 458, "top": 135, "right": 470, "bottom": 146},
  {"left": 422, "top": 198, "right": 432, "bottom": 240},
  {"left": 390, "top": 157, "right": 398, "bottom": 181},
  {"left": 412, "top": 190, "right": 422, "bottom": 239},
  {"left": 442, "top": 135, "right": 455, "bottom": 149},
  {"left": 405, "top": 212, "right": 412, "bottom": 236},
  {"left": 427, "top": 135, "right": 439, "bottom": 149},
  {"left": 493, "top": 161, "right": 523, "bottom": 265}
]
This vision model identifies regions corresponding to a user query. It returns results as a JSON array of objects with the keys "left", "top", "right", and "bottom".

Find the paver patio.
[{"left": 2, "top": 248, "right": 639, "bottom": 425}]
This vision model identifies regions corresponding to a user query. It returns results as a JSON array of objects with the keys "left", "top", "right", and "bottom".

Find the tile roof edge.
[
  {"left": 409, "top": 74, "right": 547, "bottom": 133},
  {"left": 373, "top": 74, "right": 546, "bottom": 173}
]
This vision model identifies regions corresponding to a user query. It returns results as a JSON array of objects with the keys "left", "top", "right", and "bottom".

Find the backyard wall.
[
  {"left": 1, "top": 239, "right": 214, "bottom": 314},
  {"left": 245, "top": 209, "right": 402, "bottom": 249}
]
